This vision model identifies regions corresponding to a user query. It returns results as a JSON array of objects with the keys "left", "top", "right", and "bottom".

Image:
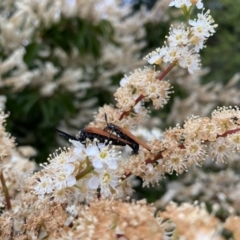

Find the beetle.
[
  {"left": 103, "top": 113, "right": 151, "bottom": 154},
  {"left": 56, "top": 127, "right": 131, "bottom": 148}
]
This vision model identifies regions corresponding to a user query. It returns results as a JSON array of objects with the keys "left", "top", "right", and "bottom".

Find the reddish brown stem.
[
  {"left": 119, "top": 94, "right": 145, "bottom": 120},
  {"left": 157, "top": 61, "right": 177, "bottom": 81},
  {"left": 0, "top": 171, "right": 12, "bottom": 210},
  {"left": 217, "top": 128, "right": 240, "bottom": 138},
  {"left": 117, "top": 234, "right": 129, "bottom": 239},
  {"left": 145, "top": 152, "right": 163, "bottom": 164}
]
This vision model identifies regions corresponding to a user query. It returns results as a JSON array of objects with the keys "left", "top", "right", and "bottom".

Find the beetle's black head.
[
  {"left": 130, "top": 142, "right": 139, "bottom": 155},
  {"left": 77, "top": 129, "right": 86, "bottom": 143}
]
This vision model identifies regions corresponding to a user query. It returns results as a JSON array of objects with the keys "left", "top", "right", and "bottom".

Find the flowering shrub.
[
  {"left": 0, "top": 0, "right": 240, "bottom": 239},
  {"left": 0, "top": 0, "right": 169, "bottom": 161}
]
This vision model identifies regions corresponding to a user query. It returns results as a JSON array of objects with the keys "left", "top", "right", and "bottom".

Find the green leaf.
[{"left": 23, "top": 42, "right": 40, "bottom": 66}]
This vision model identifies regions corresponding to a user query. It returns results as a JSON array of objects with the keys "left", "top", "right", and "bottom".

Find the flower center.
[
  {"left": 172, "top": 157, "right": 180, "bottom": 165},
  {"left": 218, "top": 145, "right": 226, "bottom": 152},
  {"left": 150, "top": 86, "right": 156, "bottom": 93},
  {"left": 103, "top": 173, "right": 111, "bottom": 184},
  {"left": 233, "top": 135, "right": 240, "bottom": 144},
  {"left": 190, "top": 145, "right": 198, "bottom": 153},
  {"left": 100, "top": 150, "right": 107, "bottom": 159},
  {"left": 59, "top": 173, "right": 66, "bottom": 181}
]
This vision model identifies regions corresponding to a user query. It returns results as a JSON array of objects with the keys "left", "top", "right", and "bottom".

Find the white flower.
[
  {"left": 169, "top": 0, "right": 203, "bottom": 9},
  {"left": 164, "top": 150, "right": 188, "bottom": 174},
  {"left": 210, "top": 137, "right": 232, "bottom": 163},
  {"left": 52, "top": 189, "right": 69, "bottom": 203},
  {"left": 71, "top": 140, "right": 85, "bottom": 156},
  {"left": 73, "top": 178, "right": 95, "bottom": 202},
  {"left": 178, "top": 48, "right": 200, "bottom": 74},
  {"left": 190, "top": 35, "right": 205, "bottom": 52},
  {"left": 85, "top": 143, "right": 119, "bottom": 170},
  {"left": 184, "top": 139, "right": 206, "bottom": 165},
  {"left": 34, "top": 176, "right": 53, "bottom": 198},
  {"left": 227, "top": 133, "right": 240, "bottom": 152},
  {"left": 189, "top": 10, "right": 217, "bottom": 39},
  {"left": 145, "top": 80, "right": 171, "bottom": 102},
  {"left": 169, "top": 0, "right": 192, "bottom": 8},
  {"left": 53, "top": 163, "right": 76, "bottom": 190},
  {"left": 143, "top": 47, "right": 167, "bottom": 65},
  {"left": 163, "top": 45, "right": 183, "bottom": 63},
  {"left": 168, "top": 26, "right": 190, "bottom": 47},
  {"left": 88, "top": 170, "right": 119, "bottom": 198},
  {"left": 51, "top": 149, "right": 77, "bottom": 169}
]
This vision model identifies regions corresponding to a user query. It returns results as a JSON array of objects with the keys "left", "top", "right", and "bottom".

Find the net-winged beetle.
[
  {"left": 103, "top": 113, "right": 151, "bottom": 154},
  {"left": 56, "top": 127, "right": 131, "bottom": 147}
]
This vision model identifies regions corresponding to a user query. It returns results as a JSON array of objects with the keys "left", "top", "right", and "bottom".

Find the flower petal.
[
  {"left": 67, "top": 175, "right": 76, "bottom": 187},
  {"left": 92, "top": 159, "right": 103, "bottom": 169},
  {"left": 88, "top": 176, "right": 100, "bottom": 189}
]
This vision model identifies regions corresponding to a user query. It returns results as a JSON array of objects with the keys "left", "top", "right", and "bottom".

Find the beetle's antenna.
[
  {"left": 104, "top": 113, "right": 111, "bottom": 133},
  {"left": 104, "top": 113, "right": 109, "bottom": 125},
  {"left": 55, "top": 129, "right": 77, "bottom": 141}
]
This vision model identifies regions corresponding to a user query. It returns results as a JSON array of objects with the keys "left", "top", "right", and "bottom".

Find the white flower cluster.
[
  {"left": 115, "top": 67, "right": 172, "bottom": 110},
  {"left": 33, "top": 140, "right": 131, "bottom": 202},
  {"left": 0, "top": 0, "right": 159, "bottom": 97},
  {"left": 169, "top": 0, "right": 203, "bottom": 9},
  {"left": 144, "top": 0, "right": 217, "bottom": 74}
]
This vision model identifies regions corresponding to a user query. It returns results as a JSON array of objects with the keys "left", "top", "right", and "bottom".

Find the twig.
[{"left": 0, "top": 170, "right": 12, "bottom": 210}]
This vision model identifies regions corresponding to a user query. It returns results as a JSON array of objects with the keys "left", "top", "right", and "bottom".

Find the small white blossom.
[
  {"left": 53, "top": 164, "right": 76, "bottom": 190},
  {"left": 184, "top": 139, "right": 206, "bottom": 165},
  {"left": 227, "top": 133, "right": 240, "bottom": 152},
  {"left": 190, "top": 35, "right": 205, "bottom": 52},
  {"left": 34, "top": 176, "right": 53, "bottom": 198},
  {"left": 178, "top": 48, "right": 200, "bottom": 74},
  {"left": 168, "top": 26, "right": 190, "bottom": 47},
  {"left": 85, "top": 143, "right": 120, "bottom": 170},
  {"left": 144, "top": 47, "right": 167, "bottom": 65},
  {"left": 169, "top": 0, "right": 192, "bottom": 9},
  {"left": 71, "top": 140, "right": 85, "bottom": 157},
  {"left": 189, "top": 10, "right": 217, "bottom": 39},
  {"left": 52, "top": 189, "right": 69, "bottom": 203},
  {"left": 164, "top": 150, "right": 188, "bottom": 175},
  {"left": 51, "top": 149, "right": 77, "bottom": 169},
  {"left": 169, "top": 0, "right": 203, "bottom": 9},
  {"left": 163, "top": 45, "right": 183, "bottom": 63},
  {"left": 210, "top": 137, "right": 232, "bottom": 163},
  {"left": 88, "top": 170, "right": 119, "bottom": 198}
]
